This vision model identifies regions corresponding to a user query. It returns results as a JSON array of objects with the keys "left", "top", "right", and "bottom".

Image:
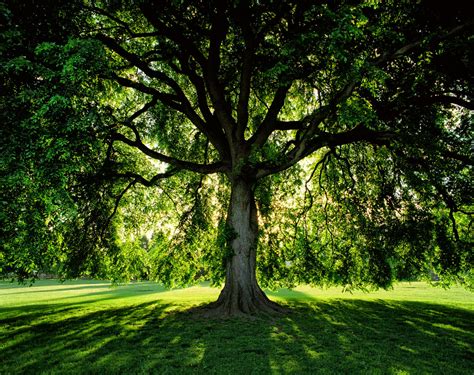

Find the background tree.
[{"left": 1, "top": 0, "right": 472, "bottom": 315}]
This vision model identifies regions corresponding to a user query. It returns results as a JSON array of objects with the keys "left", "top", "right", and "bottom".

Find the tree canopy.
[{"left": 1, "top": 0, "right": 473, "bottom": 314}]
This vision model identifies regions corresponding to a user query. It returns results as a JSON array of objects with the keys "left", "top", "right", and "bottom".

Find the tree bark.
[{"left": 205, "top": 178, "right": 284, "bottom": 316}]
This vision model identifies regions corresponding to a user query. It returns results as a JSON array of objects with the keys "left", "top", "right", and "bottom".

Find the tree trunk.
[{"left": 206, "top": 178, "right": 284, "bottom": 316}]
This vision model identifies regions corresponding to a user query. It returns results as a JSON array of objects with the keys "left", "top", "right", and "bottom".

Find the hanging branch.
[{"left": 101, "top": 168, "right": 180, "bottom": 236}]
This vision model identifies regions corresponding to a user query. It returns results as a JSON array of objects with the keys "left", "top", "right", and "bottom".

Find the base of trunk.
[{"left": 199, "top": 283, "right": 288, "bottom": 318}]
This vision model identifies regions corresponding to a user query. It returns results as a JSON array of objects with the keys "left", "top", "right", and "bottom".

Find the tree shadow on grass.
[
  {"left": 1, "top": 298, "right": 473, "bottom": 374},
  {"left": 264, "top": 299, "right": 474, "bottom": 374},
  {"left": 0, "top": 281, "right": 169, "bottom": 295},
  {"left": 1, "top": 284, "right": 114, "bottom": 294}
]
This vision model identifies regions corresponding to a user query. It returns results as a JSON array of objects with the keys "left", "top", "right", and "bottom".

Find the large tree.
[{"left": 1, "top": 1, "right": 473, "bottom": 315}]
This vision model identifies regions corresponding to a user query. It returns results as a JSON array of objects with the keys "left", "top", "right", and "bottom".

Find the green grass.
[{"left": 0, "top": 281, "right": 473, "bottom": 374}]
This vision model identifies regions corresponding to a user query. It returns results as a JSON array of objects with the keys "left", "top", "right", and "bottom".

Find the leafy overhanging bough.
[{"left": 1, "top": 1, "right": 472, "bottom": 316}]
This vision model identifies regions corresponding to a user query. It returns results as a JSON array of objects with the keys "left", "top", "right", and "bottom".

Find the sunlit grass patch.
[{"left": 0, "top": 281, "right": 472, "bottom": 374}]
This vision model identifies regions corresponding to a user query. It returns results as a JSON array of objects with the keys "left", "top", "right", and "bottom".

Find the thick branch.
[
  {"left": 274, "top": 120, "right": 305, "bottom": 130},
  {"left": 112, "top": 132, "right": 228, "bottom": 174},
  {"left": 235, "top": 2, "right": 255, "bottom": 139},
  {"left": 139, "top": 4, "right": 207, "bottom": 67},
  {"left": 113, "top": 169, "right": 179, "bottom": 187},
  {"left": 248, "top": 84, "right": 292, "bottom": 146},
  {"left": 420, "top": 95, "right": 474, "bottom": 110},
  {"left": 205, "top": 5, "right": 237, "bottom": 151},
  {"left": 256, "top": 125, "right": 394, "bottom": 178},
  {"left": 236, "top": 44, "right": 254, "bottom": 138},
  {"left": 110, "top": 74, "right": 182, "bottom": 110},
  {"left": 177, "top": 55, "right": 213, "bottom": 123},
  {"left": 85, "top": 6, "right": 160, "bottom": 38},
  {"left": 442, "top": 150, "right": 474, "bottom": 166},
  {"left": 373, "top": 23, "right": 471, "bottom": 67},
  {"left": 324, "top": 124, "right": 394, "bottom": 147}
]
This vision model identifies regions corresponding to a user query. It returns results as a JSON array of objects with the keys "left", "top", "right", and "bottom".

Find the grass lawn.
[{"left": 0, "top": 280, "right": 472, "bottom": 374}]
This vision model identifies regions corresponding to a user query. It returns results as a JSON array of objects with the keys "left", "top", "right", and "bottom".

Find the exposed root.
[{"left": 190, "top": 289, "right": 290, "bottom": 319}]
